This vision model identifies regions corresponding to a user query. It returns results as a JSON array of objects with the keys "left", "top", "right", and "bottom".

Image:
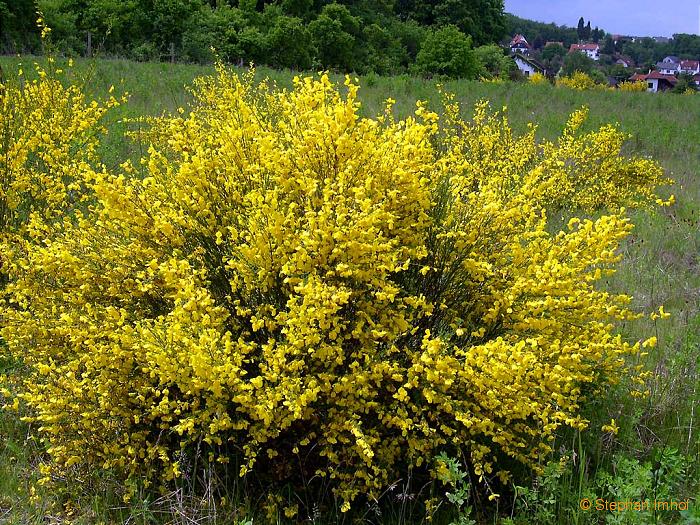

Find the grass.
[{"left": 0, "top": 56, "right": 699, "bottom": 524}]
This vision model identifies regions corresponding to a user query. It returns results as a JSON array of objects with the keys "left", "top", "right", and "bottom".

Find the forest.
[{"left": 1, "top": 0, "right": 506, "bottom": 75}]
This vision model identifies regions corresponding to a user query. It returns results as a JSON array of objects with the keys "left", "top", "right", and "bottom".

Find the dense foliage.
[
  {"left": 415, "top": 25, "right": 479, "bottom": 79},
  {"left": 504, "top": 14, "right": 581, "bottom": 49},
  {"left": 0, "top": 64, "right": 670, "bottom": 514},
  {"left": 614, "top": 34, "right": 700, "bottom": 70},
  {"left": 1, "top": 0, "right": 508, "bottom": 77}
]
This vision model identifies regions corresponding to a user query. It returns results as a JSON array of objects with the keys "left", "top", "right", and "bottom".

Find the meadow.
[{"left": 0, "top": 57, "right": 699, "bottom": 524}]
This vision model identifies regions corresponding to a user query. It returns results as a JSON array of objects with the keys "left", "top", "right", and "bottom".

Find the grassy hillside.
[{"left": 1, "top": 57, "right": 699, "bottom": 524}]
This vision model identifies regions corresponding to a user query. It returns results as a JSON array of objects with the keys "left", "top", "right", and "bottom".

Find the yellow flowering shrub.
[
  {"left": 436, "top": 94, "right": 669, "bottom": 212},
  {"left": 618, "top": 80, "right": 648, "bottom": 92},
  {"left": 0, "top": 62, "right": 121, "bottom": 303},
  {"left": 528, "top": 72, "right": 548, "bottom": 85},
  {"left": 1, "top": 66, "right": 668, "bottom": 511},
  {"left": 0, "top": 62, "right": 118, "bottom": 238},
  {"left": 557, "top": 71, "right": 602, "bottom": 91}
]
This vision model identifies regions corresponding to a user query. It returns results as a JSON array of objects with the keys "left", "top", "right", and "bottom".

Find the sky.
[{"left": 504, "top": 0, "right": 700, "bottom": 37}]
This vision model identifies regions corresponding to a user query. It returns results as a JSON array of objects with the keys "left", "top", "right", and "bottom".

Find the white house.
[
  {"left": 656, "top": 58, "right": 680, "bottom": 75},
  {"left": 569, "top": 43, "right": 600, "bottom": 61},
  {"left": 680, "top": 60, "right": 700, "bottom": 75},
  {"left": 510, "top": 34, "right": 531, "bottom": 56},
  {"left": 513, "top": 54, "right": 544, "bottom": 77},
  {"left": 630, "top": 72, "right": 677, "bottom": 93}
]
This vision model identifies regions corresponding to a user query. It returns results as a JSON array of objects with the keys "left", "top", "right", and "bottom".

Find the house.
[
  {"left": 680, "top": 60, "right": 700, "bottom": 75},
  {"left": 656, "top": 56, "right": 680, "bottom": 75},
  {"left": 656, "top": 61, "right": 680, "bottom": 75},
  {"left": 615, "top": 57, "right": 634, "bottom": 68},
  {"left": 692, "top": 73, "right": 700, "bottom": 87},
  {"left": 510, "top": 34, "right": 531, "bottom": 56},
  {"left": 569, "top": 43, "right": 600, "bottom": 61},
  {"left": 512, "top": 53, "right": 544, "bottom": 77},
  {"left": 630, "top": 71, "right": 677, "bottom": 92}
]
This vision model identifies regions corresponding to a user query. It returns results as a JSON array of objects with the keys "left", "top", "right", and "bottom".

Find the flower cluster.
[
  {"left": 1, "top": 66, "right": 667, "bottom": 511},
  {"left": 618, "top": 80, "right": 648, "bottom": 92},
  {"left": 0, "top": 62, "right": 119, "bottom": 238},
  {"left": 528, "top": 72, "right": 549, "bottom": 85},
  {"left": 556, "top": 72, "right": 604, "bottom": 91}
]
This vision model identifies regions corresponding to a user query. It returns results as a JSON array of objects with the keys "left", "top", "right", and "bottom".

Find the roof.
[
  {"left": 569, "top": 43, "right": 600, "bottom": 52},
  {"left": 656, "top": 61, "right": 679, "bottom": 70},
  {"left": 510, "top": 34, "right": 530, "bottom": 47},
  {"left": 616, "top": 57, "right": 633, "bottom": 66},
  {"left": 512, "top": 53, "right": 544, "bottom": 72},
  {"left": 681, "top": 60, "right": 700, "bottom": 69},
  {"left": 646, "top": 71, "right": 678, "bottom": 83},
  {"left": 629, "top": 72, "right": 677, "bottom": 84},
  {"left": 662, "top": 56, "right": 680, "bottom": 63},
  {"left": 545, "top": 41, "right": 564, "bottom": 47}
]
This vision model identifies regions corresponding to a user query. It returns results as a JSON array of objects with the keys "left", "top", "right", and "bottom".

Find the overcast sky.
[{"left": 504, "top": 0, "right": 700, "bottom": 37}]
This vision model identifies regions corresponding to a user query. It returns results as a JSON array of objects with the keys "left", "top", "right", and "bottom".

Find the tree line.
[{"left": 1, "top": 0, "right": 509, "bottom": 77}]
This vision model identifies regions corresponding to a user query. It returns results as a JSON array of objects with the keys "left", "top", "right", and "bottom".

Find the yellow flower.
[{"left": 0, "top": 63, "right": 666, "bottom": 514}]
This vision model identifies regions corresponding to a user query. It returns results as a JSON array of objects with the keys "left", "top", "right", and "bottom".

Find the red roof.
[
  {"left": 510, "top": 34, "right": 530, "bottom": 47},
  {"left": 631, "top": 71, "right": 677, "bottom": 84},
  {"left": 645, "top": 71, "right": 677, "bottom": 83},
  {"left": 681, "top": 60, "right": 700, "bottom": 69},
  {"left": 570, "top": 43, "right": 600, "bottom": 52}
]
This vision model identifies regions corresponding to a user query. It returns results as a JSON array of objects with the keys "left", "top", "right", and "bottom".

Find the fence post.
[
  {"left": 170, "top": 42, "right": 175, "bottom": 64},
  {"left": 86, "top": 31, "right": 92, "bottom": 57}
]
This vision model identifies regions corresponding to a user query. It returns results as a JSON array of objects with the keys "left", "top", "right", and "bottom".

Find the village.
[{"left": 508, "top": 32, "right": 700, "bottom": 92}]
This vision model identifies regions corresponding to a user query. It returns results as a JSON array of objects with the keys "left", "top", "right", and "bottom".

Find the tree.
[
  {"left": 474, "top": 44, "right": 512, "bottom": 79},
  {"left": 395, "top": 0, "right": 506, "bottom": 46},
  {"left": 584, "top": 20, "right": 591, "bottom": 41},
  {"left": 592, "top": 26, "right": 601, "bottom": 43},
  {"left": 602, "top": 35, "right": 615, "bottom": 55},
  {"left": 280, "top": 0, "right": 313, "bottom": 18},
  {"left": 577, "top": 16, "right": 585, "bottom": 41},
  {"left": 505, "top": 14, "right": 580, "bottom": 48},
  {"left": 541, "top": 43, "right": 566, "bottom": 61},
  {"left": 266, "top": 15, "right": 312, "bottom": 69},
  {"left": 672, "top": 73, "right": 694, "bottom": 93},
  {"left": 608, "top": 64, "right": 630, "bottom": 82},
  {"left": 361, "top": 23, "right": 405, "bottom": 74},
  {"left": 533, "top": 33, "right": 544, "bottom": 50},
  {"left": 563, "top": 49, "right": 596, "bottom": 76},
  {"left": 415, "top": 24, "right": 480, "bottom": 79},
  {"left": 0, "top": 0, "right": 40, "bottom": 52},
  {"left": 308, "top": 3, "right": 360, "bottom": 71}
]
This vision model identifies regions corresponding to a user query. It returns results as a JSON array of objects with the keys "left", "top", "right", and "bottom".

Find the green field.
[{"left": 1, "top": 57, "right": 699, "bottom": 524}]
